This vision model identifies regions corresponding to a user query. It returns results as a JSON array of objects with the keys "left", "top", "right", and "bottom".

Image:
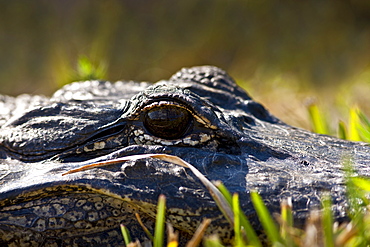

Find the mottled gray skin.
[{"left": 0, "top": 66, "right": 369, "bottom": 246}]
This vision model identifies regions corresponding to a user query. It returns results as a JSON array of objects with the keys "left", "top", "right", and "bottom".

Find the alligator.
[{"left": 0, "top": 66, "right": 369, "bottom": 246}]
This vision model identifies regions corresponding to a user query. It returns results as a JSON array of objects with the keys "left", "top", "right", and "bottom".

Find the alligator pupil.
[{"left": 144, "top": 105, "right": 191, "bottom": 139}]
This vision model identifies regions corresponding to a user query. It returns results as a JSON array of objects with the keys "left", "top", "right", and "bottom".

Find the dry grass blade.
[
  {"left": 335, "top": 222, "right": 358, "bottom": 246},
  {"left": 186, "top": 218, "right": 212, "bottom": 247},
  {"left": 303, "top": 210, "right": 323, "bottom": 247},
  {"left": 62, "top": 154, "right": 234, "bottom": 225},
  {"left": 280, "top": 198, "right": 293, "bottom": 239},
  {"left": 62, "top": 154, "right": 160, "bottom": 175},
  {"left": 127, "top": 239, "right": 142, "bottom": 247},
  {"left": 167, "top": 223, "right": 179, "bottom": 247},
  {"left": 135, "top": 213, "right": 154, "bottom": 241}
]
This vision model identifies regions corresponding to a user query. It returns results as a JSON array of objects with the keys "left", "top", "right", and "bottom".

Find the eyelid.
[
  {"left": 141, "top": 100, "right": 189, "bottom": 113},
  {"left": 140, "top": 100, "right": 216, "bottom": 129}
]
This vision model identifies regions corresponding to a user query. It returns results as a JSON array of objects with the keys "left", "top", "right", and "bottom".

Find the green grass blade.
[
  {"left": 338, "top": 121, "right": 347, "bottom": 140},
  {"left": 281, "top": 198, "right": 293, "bottom": 229},
  {"left": 322, "top": 194, "right": 334, "bottom": 247},
  {"left": 358, "top": 111, "right": 370, "bottom": 126},
  {"left": 280, "top": 198, "right": 294, "bottom": 246},
  {"left": 348, "top": 107, "right": 362, "bottom": 141},
  {"left": 351, "top": 177, "right": 370, "bottom": 191},
  {"left": 154, "top": 194, "right": 166, "bottom": 247},
  {"left": 308, "top": 104, "right": 329, "bottom": 135},
  {"left": 203, "top": 235, "right": 224, "bottom": 247},
  {"left": 232, "top": 193, "right": 243, "bottom": 247},
  {"left": 215, "top": 182, "right": 262, "bottom": 247},
  {"left": 343, "top": 158, "right": 369, "bottom": 247},
  {"left": 251, "top": 191, "right": 282, "bottom": 245},
  {"left": 214, "top": 181, "right": 233, "bottom": 205},
  {"left": 343, "top": 158, "right": 370, "bottom": 246},
  {"left": 343, "top": 159, "right": 360, "bottom": 216},
  {"left": 357, "top": 111, "right": 370, "bottom": 143},
  {"left": 120, "top": 224, "right": 132, "bottom": 246}
]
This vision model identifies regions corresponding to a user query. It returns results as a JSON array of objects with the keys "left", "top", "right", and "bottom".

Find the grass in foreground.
[{"left": 120, "top": 159, "right": 370, "bottom": 247}]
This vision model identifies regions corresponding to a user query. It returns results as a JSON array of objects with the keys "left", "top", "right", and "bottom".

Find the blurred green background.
[{"left": 0, "top": 0, "right": 369, "bottom": 130}]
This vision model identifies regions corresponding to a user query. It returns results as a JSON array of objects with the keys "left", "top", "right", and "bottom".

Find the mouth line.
[
  {"left": 62, "top": 153, "right": 175, "bottom": 176},
  {"left": 62, "top": 153, "right": 235, "bottom": 226}
]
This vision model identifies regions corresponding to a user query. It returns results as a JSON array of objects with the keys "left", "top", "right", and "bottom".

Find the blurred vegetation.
[
  {"left": 0, "top": 0, "right": 370, "bottom": 130},
  {"left": 308, "top": 104, "right": 370, "bottom": 143}
]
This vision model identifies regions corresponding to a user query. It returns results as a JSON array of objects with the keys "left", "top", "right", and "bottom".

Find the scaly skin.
[{"left": 0, "top": 66, "right": 369, "bottom": 246}]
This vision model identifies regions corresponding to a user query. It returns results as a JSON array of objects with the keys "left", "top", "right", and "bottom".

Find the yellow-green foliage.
[{"left": 308, "top": 104, "right": 370, "bottom": 143}]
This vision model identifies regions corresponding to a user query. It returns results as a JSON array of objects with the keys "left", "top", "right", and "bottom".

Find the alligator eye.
[{"left": 144, "top": 105, "right": 192, "bottom": 139}]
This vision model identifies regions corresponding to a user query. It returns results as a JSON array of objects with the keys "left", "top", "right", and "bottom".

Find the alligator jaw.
[
  {"left": 0, "top": 186, "right": 151, "bottom": 246},
  {"left": 0, "top": 150, "right": 234, "bottom": 246}
]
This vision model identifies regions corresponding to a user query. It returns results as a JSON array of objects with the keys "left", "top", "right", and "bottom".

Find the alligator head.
[{"left": 0, "top": 66, "right": 369, "bottom": 246}]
